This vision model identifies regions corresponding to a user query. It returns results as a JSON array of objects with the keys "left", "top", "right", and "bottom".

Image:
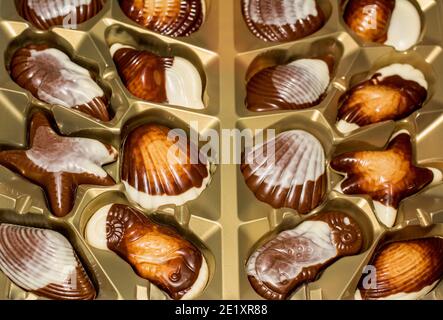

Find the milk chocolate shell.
[
  {"left": 247, "top": 211, "right": 363, "bottom": 300},
  {"left": 110, "top": 43, "right": 204, "bottom": 109},
  {"left": 246, "top": 57, "right": 332, "bottom": 112},
  {"left": 119, "top": 0, "right": 205, "bottom": 37},
  {"left": 336, "top": 64, "right": 428, "bottom": 133},
  {"left": 242, "top": 0, "right": 326, "bottom": 42},
  {"left": 331, "top": 132, "right": 439, "bottom": 227},
  {"left": 356, "top": 238, "right": 443, "bottom": 300},
  {"left": 343, "top": 0, "right": 421, "bottom": 51},
  {"left": 85, "top": 204, "right": 209, "bottom": 300},
  {"left": 0, "top": 112, "right": 117, "bottom": 217},
  {"left": 9, "top": 44, "right": 111, "bottom": 121},
  {"left": 241, "top": 130, "right": 327, "bottom": 214},
  {"left": 15, "top": 0, "right": 105, "bottom": 30},
  {"left": 121, "top": 123, "right": 211, "bottom": 211},
  {"left": 0, "top": 224, "right": 96, "bottom": 300}
]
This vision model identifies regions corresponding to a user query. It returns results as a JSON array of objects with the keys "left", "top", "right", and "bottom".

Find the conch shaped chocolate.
[
  {"left": 121, "top": 123, "right": 211, "bottom": 211},
  {"left": 246, "top": 57, "right": 332, "bottom": 112},
  {"left": 356, "top": 238, "right": 443, "bottom": 300},
  {"left": 110, "top": 44, "right": 204, "bottom": 109},
  {"left": 242, "top": 0, "right": 326, "bottom": 42},
  {"left": 86, "top": 204, "right": 209, "bottom": 300},
  {"left": 9, "top": 44, "right": 111, "bottom": 121},
  {"left": 336, "top": 64, "right": 428, "bottom": 133},
  {"left": 247, "top": 211, "right": 363, "bottom": 300},
  {"left": 0, "top": 224, "right": 96, "bottom": 300},
  {"left": 15, "top": 0, "right": 105, "bottom": 30},
  {"left": 241, "top": 130, "right": 327, "bottom": 214},
  {"left": 119, "top": 0, "right": 205, "bottom": 37}
]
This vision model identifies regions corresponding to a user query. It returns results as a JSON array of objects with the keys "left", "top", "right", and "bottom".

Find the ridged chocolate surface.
[
  {"left": 242, "top": 0, "right": 326, "bottom": 42},
  {"left": 119, "top": 0, "right": 204, "bottom": 37},
  {"left": 0, "top": 224, "right": 96, "bottom": 300},
  {"left": 247, "top": 211, "right": 363, "bottom": 300}
]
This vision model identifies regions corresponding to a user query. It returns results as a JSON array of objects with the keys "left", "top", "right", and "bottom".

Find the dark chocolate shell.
[
  {"left": 15, "top": 0, "right": 105, "bottom": 30},
  {"left": 9, "top": 44, "right": 110, "bottom": 121},
  {"left": 246, "top": 211, "right": 363, "bottom": 300},
  {"left": 241, "top": 130, "right": 327, "bottom": 214},
  {"left": 242, "top": 0, "right": 326, "bottom": 42},
  {"left": 356, "top": 238, "right": 443, "bottom": 300},
  {"left": 119, "top": 0, "right": 204, "bottom": 37},
  {"left": 0, "top": 224, "right": 96, "bottom": 300}
]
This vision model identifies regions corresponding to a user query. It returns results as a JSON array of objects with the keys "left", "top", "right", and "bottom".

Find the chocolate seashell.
[
  {"left": 110, "top": 43, "right": 204, "bottom": 109},
  {"left": 121, "top": 123, "right": 211, "bottom": 211},
  {"left": 9, "top": 44, "right": 111, "bottom": 121},
  {"left": 86, "top": 204, "right": 209, "bottom": 300},
  {"left": 119, "top": 0, "right": 205, "bottom": 37},
  {"left": 356, "top": 238, "right": 443, "bottom": 300},
  {"left": 337, "top": 64, "right": 428, "bottom": 133},
  {"left": 242, "top": 0, "right": 326, "bottom": 42},
  {"left": 241, "top": 130, "right": 327, "bottom": 214},
  {"left": 0, "top": 224, "right": 96, "bottom": 300},
  {"left": 247, "top": 211, "right": 363, "bottom": 300},
  {"left": 15, "top": 0, "right": 105, "bottom": 30},
  {"left": 246, "top": 57, "right": 333, "bottom": 112}
]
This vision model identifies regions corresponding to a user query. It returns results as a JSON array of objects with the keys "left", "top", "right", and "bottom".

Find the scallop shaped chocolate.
[
  {"left": 356, "top": 238, "right": 443, "bottom": 300},
  {"left": 336, "top": 64, "right": 428, "bottom": 133},
  {"left": 86, "top": 204, "right": 209, "bottom": 300},
  {"left": 241, "top": 130, "right": 327, "bottom": 214},
  {"left": 119, "top": 0, "right": 205, "bottom": 37},
  {"left": 15, "top": 0, "right": 105, "bottom": 30},
  {"left": 242, "top": 0, "right": 326, "bottom": 42},
  {"left": 0, "top": 224, "right": 96, "bottom": 300},
  {"left": 9, "top": 44, "right": 111, "bottom": 121},
  {"left": 121, "top": 123, "right": 211, "bottom": 211},
  {"left": 247, "top": 211, "right": 363, "bottom": 300},
  {"left": 246, "top": 57, "right": 332, "bottom": 112}
]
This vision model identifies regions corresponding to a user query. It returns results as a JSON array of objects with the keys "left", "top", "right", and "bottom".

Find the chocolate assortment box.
[{"left": 0, "top": 0, "right": 443, "bottom": 300}]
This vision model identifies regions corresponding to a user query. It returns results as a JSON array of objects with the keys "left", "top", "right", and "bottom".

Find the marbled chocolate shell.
[
  {"left": 241, "top": 130, "right": 326, "bottom": 214},
  {"left": 0, "top": 224, "right": 96, "bottom": 300},
  {"left": 121, "top": 123, "right": 211, "bottom": 211},
  {"left": 119, "top": 0, "right": 205, "bottom": 37},
  {"left": 9, "top": 44, "right": 111, "bottom": 121},
  {"left": 246, "top": 57, "right": 332, "bottom": 112},
  {"left": 15, "top": 0, "right": 105, "bottom": 30},
  {"left": 247, "top": 211, "right": 363, "bottom": 300},
  {"left": 242, "top": 0, "right": 326, "bottom": 42},
  {"left": 86, "top": 204, "right": 209, "bottom": 300},
  {"left": 356, "top": 238, "right": 443, "bottom": 300},
  {"left": 336, "top": 64, "right": 428, "bottom": 133}
]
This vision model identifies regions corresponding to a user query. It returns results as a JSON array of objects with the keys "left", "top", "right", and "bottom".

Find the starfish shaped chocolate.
[
  {"left": 0, "top": 112, "right": 118, "bottom": 217},
  {"left": 330, "top": 132, "right": 439, "bottom": 227}
]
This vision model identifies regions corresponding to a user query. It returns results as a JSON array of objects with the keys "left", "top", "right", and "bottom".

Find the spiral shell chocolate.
[
  {"left": 246, "top": 211, "right": 363, "bottom": 300},
  {"left": 119, "top": 0, "right": 205, "bottom": 37},
  {"left": 356, "top": 238, "right": 443, "bottom": 300},
  {"left": 0, "top": 224, "right": 96, "bottom": 300},
  {"left": 241, "top": 0, "right": 326, "bottom": 42}
]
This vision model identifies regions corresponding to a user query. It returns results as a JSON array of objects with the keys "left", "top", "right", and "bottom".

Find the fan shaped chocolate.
[
  {"left": 119, "top": 0, "right": 205, "bottom": 37},
  {"left": 241, "top": 130, "right": 326, "bottom": 214},
  {"left": 336, "top": 64, "right": 428, "bottom": 133},
  {"left": 0, "top": 224, "right": 96, "bottom": 300},
  {"left": 85, "top": 203, "right": 209, "bottom": 300},
  {"left": 15, "top": 0, "right": 105, "bottom": 30},
  {"left": 246, "top": 57, "right": 332, "bottom": 112},
  {"left": 247, "top": 211, "right": 363, "bottom": 300},
  {"left": 9, "top": 44, "right": 111, "bottom": 121},
  {"left": 343, "top": 0, "right": 421, "bottom": 51},
  {"left": 241, "top": 0, "right": 326, "bottom": 42},
  {"left": 356, "top": 238, "right": 443, "bottom": 300},
  {"left": 121, "top": 123, "right": 211, "bottom": 211},
  {"left": 110, "top": 43, "right": 204, "bottom": 109}
]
